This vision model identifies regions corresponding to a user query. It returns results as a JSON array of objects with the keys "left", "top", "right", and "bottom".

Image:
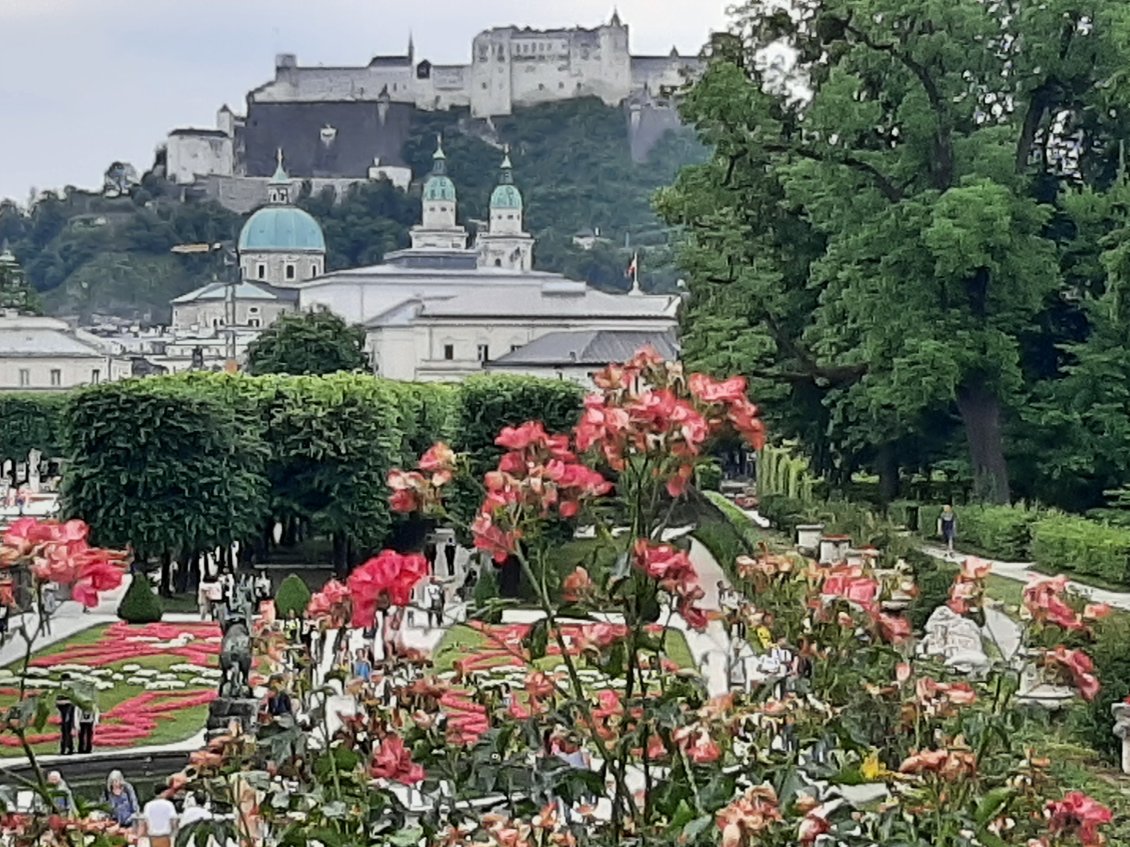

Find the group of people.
[{"left": 55, "top": 675, "right": 99, "bottom": 755}]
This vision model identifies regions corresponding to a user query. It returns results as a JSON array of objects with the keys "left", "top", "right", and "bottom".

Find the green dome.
[
  {"left": 491, "top": 183, "right": 522, "bottom": 210},
  {"left": 424, "top": 175, "right": 457, "bottom": 202},
  {"left": 238, "top": 207, "right": 326, "bottom": 252}
]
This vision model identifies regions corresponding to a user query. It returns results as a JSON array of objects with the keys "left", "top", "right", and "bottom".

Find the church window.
[
  {"left": 482, "top": 82, "right": 488, "bottom": 89},
  {"left": 559, "top": 82, "right": 565, "bottom": 89},
  {"left": 90, "top": 369, "right": 100, "bottom": 385},
  {"left": 477, "top": 344, "right": 490, "bottom": 362},
  {"left": 494, "top": 259, "right": 502, "bottom": 267},
  {"left": 510, "top": 344, "right": 521, "bottom": 353},
  {"left": 285, "top": 264, "right": 296, "bottom": 280},
  {"left": 443, "top": 344, "right": 454, "bottom": 360},
  {"left": 249, "top": 306, "right": 260, "bottom": 314},
  {"left": 539, "top": 83, "right": 546, "bottom": 90},
  {"left": 50, "top": 369, "right": 61, "bottom": 387},
  {"left": 312, "top": 263, "right": 321, "bottom": 276},
  {"left": 256, "top": 264, "right": 266, "bottom": 280},
  {"left": 249, "top": 318, "right": 261, "bottom": 328},
  {"left": 18, "top": 369, "right": 29, "bottom": 387}
]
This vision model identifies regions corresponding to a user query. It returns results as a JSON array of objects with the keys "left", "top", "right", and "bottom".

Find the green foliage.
[
  {"left": 757, "top": 445, "right": 817, "bottom": 502},
  {"left": 448, "top": 375, "right": 584, "bottom": 531},
  {"left": 887, "top": 499, "right": 924, "bottom": 531},
  {"left": 247, "top": 310, "right": 368, "bottom": 376},
  {"left": 952, "top": 504, "right": 1040, "bottom": 561},
  {"left": 905, "top": 553, "right": 958, "bottom": 632},
  {"left": 0, "top": 394, "right": 66, "bottom": 459},
  {"left": 661, "top": 0, "right": 1130, "bottom": 504},
  {"left": 274, "top": 574, "right": 311, "bottom": 617},
  {"left": 0, "top": 248, "right": 40, "bottom": 314},
  {"left": 116, "top": 575, "right": 163, "bottom": 623},
  {"left": 1073, "top": 612, "right": 1130, "bottom": 761},
  {"left": 1030, "top": 513, "right": 1130, "bottom": 586},
  {"left": 756, "top": 494, "right": 814, "bottom": 537},
  {"left": 695, "top": 460, "right": 723, "bottom": 492},
  {"left": 471, "top": 564, "right": 500, "bottom": 609},
  {"left": 61, "top": 378, "right": 270, "bottom": 560}
]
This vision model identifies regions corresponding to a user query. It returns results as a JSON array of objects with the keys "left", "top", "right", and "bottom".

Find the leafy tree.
[
  {"left": 660, "top": 2, "right": 1130, "bottom": 502},
  {"left": 62, "top": 379, "right": 270, "bottom": 594},
  {"left": 0, "top": 248, "right": 40, "bottom": 313},
  {"left": 247, "top": 310, "right": 369, "bottom": 376},
  {"left": 0, "top": 395, "right": 65, "bottom": 468}
]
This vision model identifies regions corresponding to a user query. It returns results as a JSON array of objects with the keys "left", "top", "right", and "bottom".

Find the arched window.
[
  {"left": 285, "top": 264, "right": 296, "bottom": 280},
  {"left": 494, "top": 258, "right": 502, "bottom": 267}
]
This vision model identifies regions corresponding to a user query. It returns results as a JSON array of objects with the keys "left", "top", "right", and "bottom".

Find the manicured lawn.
[{"left": 0, "top": 621, "right": 221, "bottom": 757}]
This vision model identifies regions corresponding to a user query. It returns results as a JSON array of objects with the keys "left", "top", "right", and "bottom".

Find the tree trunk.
[
  {"left": 876, "top": 443, "right": 900, "bottom": 504},
  {"left": 160, "top": 552, "right": 173, "bottom": 598},
  {"left": 955, "top": 383, "right": 1011, "bottom": 504},
  {"left": 332, "top": 532, "right": 348, "bottom": 578}
]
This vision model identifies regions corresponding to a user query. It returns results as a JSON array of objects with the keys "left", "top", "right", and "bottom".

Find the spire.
[
  {"left": 432, "top": 134, "right": 447, "bottom": 175},
  {"left": 270, "top": 148, "right": 288, "bottom": 183},
  {"left": 499, "top": 144, "right": 513, "bottom": 185},
  {"left": 408, "top": 31, "right": 415, "bottom": 62},
  {"left": 610, "top": 7, "right": 622, "bottom": 27}
]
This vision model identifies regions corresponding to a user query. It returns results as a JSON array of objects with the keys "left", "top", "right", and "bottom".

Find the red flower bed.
[{"left": 30, "top": 621, "right": 221, "bottom": 669}]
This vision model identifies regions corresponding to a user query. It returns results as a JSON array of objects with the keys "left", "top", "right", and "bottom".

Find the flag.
[{"left": 626, "top": 252, "right": 639, "bottom": 282}]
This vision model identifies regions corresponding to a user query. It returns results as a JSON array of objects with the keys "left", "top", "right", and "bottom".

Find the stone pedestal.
[
  {"left": 796, "top": 524, "right": 824, "bottom": 554},
  {"left": 818, "top": 535, "right": 851, "bottom": 564},
  {"left": 207, "top": 697, "right": 260, "bottom": 735}
]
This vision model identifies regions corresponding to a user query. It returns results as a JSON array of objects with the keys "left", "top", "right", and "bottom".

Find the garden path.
[{"left": 918, "top": 543, "right": 1130, "bottom": 612}]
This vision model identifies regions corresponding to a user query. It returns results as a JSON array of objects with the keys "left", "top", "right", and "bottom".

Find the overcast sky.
[{"left": 0, "top": 1, "right": 729, "bottom": 204}]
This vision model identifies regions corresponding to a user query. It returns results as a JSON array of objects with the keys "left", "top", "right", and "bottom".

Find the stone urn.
[
  {"left": 819, "top": 535, "right": 852, "bottom": 564},
  {"left": 1112, "top": 702, "right": 1130, "bottom": 775},
  {"left": 796, "top": 524, "right": 825, "bottom": 554}
]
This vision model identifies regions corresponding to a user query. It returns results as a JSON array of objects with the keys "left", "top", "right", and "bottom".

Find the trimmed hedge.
[
  {"left": 274, "top": 574, "right": 311, "bottom": 617},
  {"left": 951, "top": 504, "right": 1039, "bottom": 561},
  {"left": 757, "top": 494, "right": 812, "bottom": 537},
  {"left": 1074, "top": 612, "right": 1130, "bottom": 761},
  {"left": 1031, "top": 513, "right": 1130, "bottom": 586},
  {"left": 0, "top": 394, "right": 67, "bottom": 459},
  {"left": 117, "top": 575, "right": 163, "bottom": 623}
]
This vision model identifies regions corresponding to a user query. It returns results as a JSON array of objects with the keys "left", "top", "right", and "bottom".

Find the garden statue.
[
  {"left": 1113, "top": 701, "right": 1130, "bottom": 775},
  {"left": 919, "top": 604, "right": 990, "bottom": 674}
]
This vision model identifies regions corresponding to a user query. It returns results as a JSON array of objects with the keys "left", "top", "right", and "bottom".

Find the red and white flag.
[{"left": 626, "top": 252, "right": 639, "bottom": 282}]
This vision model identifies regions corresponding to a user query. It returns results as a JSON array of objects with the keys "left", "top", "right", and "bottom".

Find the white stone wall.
[
  {"left": 240, "top": 251, "right": 324, "bottom": 287},
  {"left": 167, "top": 134, "right": 234, "bottom": 184},
  {"left": 478, "top": 233, "right": 534, "bottom": 270},
  {"left": 0, "top": 356, "right": 130, "bottom": 390},
  {"left": 172, "top": 300, "right": 294, "bottom": 332}
]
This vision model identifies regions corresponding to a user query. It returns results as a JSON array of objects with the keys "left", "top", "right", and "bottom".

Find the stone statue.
[
  {"left": 218, "top": 584, "right": 254, "bottom": 699},
  {"left": 1113, "top": 702, "right": 1130, "bottom": 776},
  {"left": 26, "top": 450, "right": 41, "bottom": 494},
  {"left": 920, "top": 605, "right": 990, "bottom": 674}
]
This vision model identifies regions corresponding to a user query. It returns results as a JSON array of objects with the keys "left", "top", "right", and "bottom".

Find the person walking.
[
  {"left": 56, "top": 678, "right": 75, "bottom": 755},
  {"left": 179, "top": 790, "right": 213, "bottom": 828},
  {"left": 443, "top": 538, "right": 457, "bottom": 577},
  {"left": 938, "top": 504, "right": 958, "bottom": 557},
  {"left": 425, "top": 579, "right": 444, "bottom": 628},
  {"left": 77, "top": 699, "right": 98, "bottom": 754},
  {"left": 140, "top": 786, "right": 178, "bottom": 847},
  {"left": 104, "top": 770, "right": 140, "bottom": 829}
]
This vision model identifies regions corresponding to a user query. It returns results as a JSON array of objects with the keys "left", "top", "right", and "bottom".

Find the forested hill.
[{"left": 0, "top": 99, "right": 705, "bottom": 323}]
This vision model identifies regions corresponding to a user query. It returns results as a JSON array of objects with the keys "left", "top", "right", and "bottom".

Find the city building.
[
  {"left": 484, "top": 328, "right": 679, "bottom": 386},
  {"left": 0, "top": 311, "right": 131, "bottom": 391}
]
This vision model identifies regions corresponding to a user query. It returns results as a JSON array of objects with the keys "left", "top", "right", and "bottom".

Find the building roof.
[
  {"left": 170, "top": 281, "right": 294, "bottom": 304},
  {"left": 0, "top": 313, "right": 112, "bottom": 358},
  {"left": 416, "top": 284, "right": 678, "bottom": 320},
  {"left": 489, "top": 329, "right": 679, "bottom": 367},
  {"left": 169, "top": 128, "right": 229, "bottom": 138},
  {"left": 238, "top": 206, "right": 326, "bottom": 253}
]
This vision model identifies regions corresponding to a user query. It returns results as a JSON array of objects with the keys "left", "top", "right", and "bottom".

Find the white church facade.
[{"left": 170, "top": 140, "right": 679, "bottom": 381}]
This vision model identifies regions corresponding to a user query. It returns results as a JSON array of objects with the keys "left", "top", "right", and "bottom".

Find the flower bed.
[
  {"left": 0, "top": 621, "right": 221, "bottom": 755},
  {"left": 433, "top": 620, "right": 694, "bottom": 741}
]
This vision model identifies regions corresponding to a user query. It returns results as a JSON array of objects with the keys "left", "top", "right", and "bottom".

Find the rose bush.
[{"left": 120, "top": 352, "right": 1112, "bottom": 847}]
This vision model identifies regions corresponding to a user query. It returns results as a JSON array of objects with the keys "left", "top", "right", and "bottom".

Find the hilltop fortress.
[{"left": 165, "top": 13, "right": 704, "bottom": 208}]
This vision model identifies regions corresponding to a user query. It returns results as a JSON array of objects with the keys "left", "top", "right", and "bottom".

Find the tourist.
[
  {"left": 459, "top": 567, "right": 478, "bottom": 602},
  {"left": 104, "top": 770, "right": 140, "bottom": 828},
  {"left": 255, "top": 570, "right": 273, "bottom": 603},
  {"left": 46, "top": 771, "right": 74, "bottom": 816},
  {"left": 353, "top": 648, "right": 372, "bottom": 684},
  {"left": 77, "top": 698, "right": 98, "bottom": 754},
  {"left": 140, "top": 785, "right": 179, "bottom": 847},
  {"left": 283, "top": 609, "right": 301, "bottom": 643},
  {"left": 425, "top": 578, "right": 445, "bottom": 628},
  {"left": 728, "top": 641, "right": 749, "bottom": 694},
  {"left": 938, "top": 504, "right": 957, "bottom": 557},
  {"left": 768, "top": 637, "right": 794, "bottom": 699},
  {"left": 266, "top": 677, "right": 293, "bottom": 718},
  {"left": 56, "top": 676, "right": 75, "bottom": 755},
  {"left": 754, "top": 613, "right": 774, "bottom": 651},
  {"left": 179, "top": 790, "right": 213, "bottom": 828},
  {"left": 443, "top": 537, "right": 457, "bottom": 576}
]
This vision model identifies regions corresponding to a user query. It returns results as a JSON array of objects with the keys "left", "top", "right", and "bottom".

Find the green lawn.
[
  {"left": 0, "top": 624, "right": 217, "bottom": 757},
  {"left": 434, "top": 622, "right": 695, "bottom": 675}
]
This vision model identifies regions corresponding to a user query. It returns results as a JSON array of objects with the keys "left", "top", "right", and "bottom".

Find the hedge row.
[
  {"left": 1031, "top": 513, "right": 1130, "bottom": 586},
  {"left": 52, "top": 372, "right": 582, "bottom": 573},
  {"left": 0, "top": 394, "right": 67, "bottom": 461},
  {"left": 952, "top": 504, "right": 1041, "bottom": 562}
]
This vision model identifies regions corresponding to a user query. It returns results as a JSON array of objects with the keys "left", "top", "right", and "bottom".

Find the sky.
[{"left": 0, "top": 0, "right": 730, "bottom": 204}]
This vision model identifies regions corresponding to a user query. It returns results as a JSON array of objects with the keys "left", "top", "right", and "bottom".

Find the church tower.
[
  {"left": 410, "top": 137, "right": 469, "bottom": 250},
  {"left": 477, "top": 147, "right": 534, "bottom": 271}
]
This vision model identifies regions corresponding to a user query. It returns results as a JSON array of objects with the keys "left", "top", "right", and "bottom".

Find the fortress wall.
[{"left": 167, "top": 133, "right": 234, "bottom": 184}]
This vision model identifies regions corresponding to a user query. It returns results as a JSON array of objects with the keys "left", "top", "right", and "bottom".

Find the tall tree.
[
  {"left": 660, "top": 1, "right": 1130, "bottom": 502},
  {"left": 247, "top": 309, "right": 369, "bottom": 376},
  {"left": 0, "top": 246, "right": 41, "bottom": 314}
]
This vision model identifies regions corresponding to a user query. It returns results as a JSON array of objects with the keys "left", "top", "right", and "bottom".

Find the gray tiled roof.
[
  {"left": 0, "top": 317, "right": 109, "bottom": 358},
  {"left": 490, "top": 329, "right": 679, "bottom": 366}
]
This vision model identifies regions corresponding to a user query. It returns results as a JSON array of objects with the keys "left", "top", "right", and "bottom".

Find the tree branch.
[
  {"left": 763, "top": 142, "right": 904, "bottom": 202},
  {"left": 834, "top": 17, "right": 955, "bottom": 189}
]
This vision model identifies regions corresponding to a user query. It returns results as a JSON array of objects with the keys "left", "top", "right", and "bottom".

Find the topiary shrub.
[
  {"left": 274, "top": 574, "right": 310, "bottom": 617},
  {"left": 117, "top": 574, "right": 163, "bottom": 624},
  {"left": 953, "top": 504, "right": 1038, "bottom": 561}
]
